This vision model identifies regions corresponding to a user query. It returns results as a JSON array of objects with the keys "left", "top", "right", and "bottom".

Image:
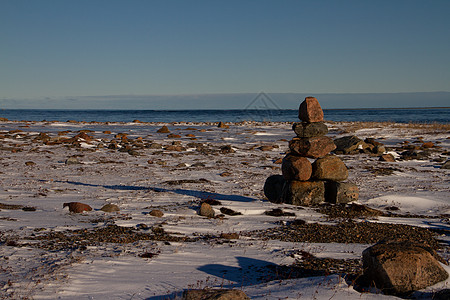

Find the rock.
[
  {"left": 100, "top": 204, "right": 120, "bottom": 212},
  {"left": 149, "top": 209, "right": 164, "bottom": 217},
  {"left": 379, "top": 153, "right": 396, "bottom": 162},
  {"left": 264, "top": 208, "right": 295, "bottom": 217},
  {"left": 217, "top": 122, "right": 229, "bottom": 129},
  {"left": 325, "top": 182, "right": 359, "bottom": 204},
  {"left": 362, "top": 239, "right": 448, "bottom": 295},
  {"left": 157, "top": 125, "right": 170, "bottom": 133},
  {"left": 281, "top": 154, "right": 312, "bottom": 181},
  {"left": 364, "top": 138, "right": 384, "bottom": 147},
  {"left": 273, "top": 157, "right": 283, "bottom": 164},
  {"left": 220, "top": 207, "right": 242, "bottom": 216},
  {"left": 220, "top": 145, "right": 235, "bottom": 154},
  {"left": 25, "top": 161, "right": 36, "bottom": 166},
  {"left": 400, "top": 150, "right": 429, "bottom": 160},
  {"left": 281, "top": 180, "right": 325, "bottom": 206},
  {"left": 263, "top": 175, "right": 286, "bottom": 203},
  {"left": 183, "top": 289, "right": 249, "bottom": 300},
  {"left": 441, "top": 160, "right": 450, "bottom": 169},
  {"left": 289, "top": 137, "right": 336, "bottom": 158},
  {"left": 312, "top": 155, "right": 348, "bottom": 181},
  {"left": 298, "top": 97, "right": 324, "bottom": 122},
  {"left": 422, "top": 142, "right": 434, "bottom": 148},
  {"left": 167, "top": 133, "right": 181, "bottom": 138},
  {"left": 63, "top": 202, "right": 92, "bottom": 213},
  {"left": 258, "top": 145, "right": 274, "bottom": 151},
  {"left": 220, "top": 233, "right": 240, "bottom": 239},
  {"left": 292, "top": 122, "right": 328, "bottom": 138},
  {"left": 199, "top": 203, "right": 215, "bottom": 218},
  {"left": 334, "top": 136, "right": 367, "bottom": 154},
  {"left": 372, "top": 145, "right": 386, "bottom": 154},
  {"left": 65, "top": 157, "right": 80, "bottom": 165}
]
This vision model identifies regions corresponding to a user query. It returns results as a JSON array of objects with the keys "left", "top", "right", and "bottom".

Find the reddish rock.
[
  {"left": 167, "top": 133, "right": 181, "bottom": 138},
  {"left": 217, "top": 122, "right": 229, "bottom": 129},
  {"left": 289, "top": 137, "right": 336, "bottom": 158},
  {"left": 281, "top": 180, "right": 325, "bottom": 206},
  {"left": 63, "top": 202, "right": 92, "bottom": 213},
  {"left": 312, "top": 155, "right": 348, "bottom": 182},
  {"left": 292, "top": 122, "right": 328, "bottom": 138},
  {"left": 157, "top": 126, "right": 170, "bottom": 133},
  {"left": 325, "top": 181, "right": 359, "bottom": 203},
  {"left": 183, "top": 289, "right": 249, "bottom": 300},
  {"left": 149, "top": 209, "right": 164, "bottom": 217},
  {"left": 281, "top": 154, "right": 312, "bottom": 181},
  {"left": 298, "top": 97, "right": 324, "bottom": 122},
  {"left": 422, "top": 142, "right": 434, "bottom": 148},
  {"left": 379, "top": 153, "right": 396, "bottom": 162}
]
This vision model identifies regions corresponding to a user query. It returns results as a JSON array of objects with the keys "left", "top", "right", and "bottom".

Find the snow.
[{"left": 0, "top": 120, "right": 449, "bottom": 299}]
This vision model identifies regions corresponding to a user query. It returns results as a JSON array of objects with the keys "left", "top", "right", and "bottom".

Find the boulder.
[
  {"left": 199, "top": 203, "right": 215, "bottom": 218},
  {"left": 362, "top": 240, "right": 448, "bottom": 295},
  {"left": 334, "top": 136, "right": 367, "bottom": 154},
  {"left": 281, "top": 154, "right": 312, "bottom": 181},
  {"left": 289, "top": 137, "right": 336, "bottom": 158},
  {"left": 379, "top": 153, "right": 396, "bottom": 162},
  {"left": 441, "top": 160, "right": 450, "bottom": 169},
  {"left": 100, "top": 204, "right": 120, "bottom": 212},
  {"left": 263, "top": 175, "right": 285, "bottom": 203},
  {"left": 217, "top": 122, "right": 229, "bottom": 129},
  {"left": 65, "top": 157, "right": 81, "bottom": 165},
  {"left": 312, "top": 155, "right": 348, "bottom": 182},
  {"left": 149, "top": 209, "right": 164, "bottom": 217},
  {"left": 325, "top": 182, "right": 359, "bottom": 204},
  {"left": 281, "top": 180, "right": 325, "bottom": 206},
  {"left": 298, "top": 97, "right": 324, "bottom": 122},
  {"left": 372, "top": 145, "right": 386, "bottom": 155},
  {"left": 292, "top": 122, "right": 328, "bottom": 138},
  {"left": 157, "top": 125, "right": 170, "bottom": 133},
  {"left": 63, "top": 202, "right": 92, "bottom": 213},
  {"left": 183, "top": 289, "right": 250, "bottom": 300}
]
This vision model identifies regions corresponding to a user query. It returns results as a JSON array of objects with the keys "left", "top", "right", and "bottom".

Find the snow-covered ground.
[{"left": 0, "top": 120, "right": 449, "bottom": 299}]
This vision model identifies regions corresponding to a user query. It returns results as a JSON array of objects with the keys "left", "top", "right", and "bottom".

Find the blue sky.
[{"left": 1, "top": 0, "right": 449, "bottom": 109}]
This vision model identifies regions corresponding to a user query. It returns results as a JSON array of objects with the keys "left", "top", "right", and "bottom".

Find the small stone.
[
  {"left": 298, "top": 97, "right": 324, "bottom": 122},
  {"left": 422, "top": 142, "right": 434, "bottom": 148},
  {"left": 220, "top": 207, "right": 242, "bottom": 216},
  {"left": 100, "top": 204, "right": 120, "bottom": 212},
  {"left": 217, "top": 122, "right": 229, "bottom": 129},
  {"left": 289, "top": 137, "right": 336, "bottom": 158},
  {"left": 258, "top": 145, "right": 274, "bottom": 151},
  {"left": 63, "top": 202, "right": 92, "bottom": 213},
  {"left": 281, "top": 180, "right": 325, "bottom": 206},
  {"left": 281, "top": 154, "right": 312, "bottom": 181},
  {"left": 25, "top": 161, "right": 36, "bottom": 166},
  {"left": 312, "top": 155, "right": 348, "bottom": 182},
  {"left": 167, "top": 133, "right": 181, "bottom": 138},
  {"left": 372, "top": 145, "right": 386, "bottom": 154},
  {"left": 157, "top": 125, "right": 170, "bottom": 133},
  {"left": 220, "top": 145, "right": 235, "bottom": 154},
  {"left": 183, "top": 289, "right": 249, "bottom": 300},
  {"left": 199, "top": 203, "right": 215, "bottom": 218},
  {"left": 263, "top": 175, "right": 286, "bottom": 203},
  {"left": 220, "top": 233, "right": 240, "bottom": 239},
  {"left": 441, "top": 160, "right": 450, "bottom": 169},
  {"left": 379, "top": 153, "right": 396, "bottom": 162},
  {"left": 325, "top": 182, "right": 359, "bottom": 204},
  {"left": 219, "top": 172, "right": 231, "bottom": 177},
  {"left": 334, "top": 136, "right": 368, "bottom": 154},
  {"left": 273, "top": 157, "right": 283, "bottom": 164},
  {"left": 149, "top": 209, "right": 164, "bottom": 218},
  {"left": 65, "top": 157, "right": 80, "bottom": 165},
  {"left": 292, "top": 122, "right": 328, "bottom": 138}
]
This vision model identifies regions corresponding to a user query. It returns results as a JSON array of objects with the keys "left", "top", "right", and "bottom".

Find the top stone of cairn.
[{"left": 298, "top": 97, "right": 324, "bottom": 122}]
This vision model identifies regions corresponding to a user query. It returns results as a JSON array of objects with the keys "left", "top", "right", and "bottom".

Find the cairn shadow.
[{"left": 50, "top": 180, "right": 257, "bottom": 203}]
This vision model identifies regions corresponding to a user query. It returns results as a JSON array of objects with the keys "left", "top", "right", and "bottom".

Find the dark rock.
[
  {"left": 157, "top": 126, "right": 170, "bottom": 133},
  {"left": 379, "top": 153, "right": 396, "bottom": 162},
  {"left": 220, "top": 145, "right": 235, "bottom": 154},
  {"left": 281, "top": 154, "right": 312, "bottom": 181},
  {"left": 334, "top": 136, "right": 368, "bottom": 154},
  {"left": 325, "top": 182, "right": 359, "bottom": 204},
  {"left": 312, "top": 155, "right": 348, "bottom": 182},
  {"left": 281, "top": 180, "right": 325, "bottom": 206},
  {"left": 372, "top": 145, "right": 386, "bottom": 154},
  {"left": 289, "top": 137, "right": 336, "bottom": 158},
  {"left": 25, "top": 161, "right": 36, "bottom": 166},
  {"left": 149, "top": 209, "right": 164, "bottom": 217},
  {"left": 100, "top": 204, "right": 120, "bottom": 212},
  {"left": 217, "top": 122, "right": 229, "bottom": 129},
  {"left": 298, "top": 97, "right": 324, "bottom": 122},
  {"left": 364, "top": 138, "right": 383, "bottom": 147},
  {"left": 220, "top": 233, "right": 239, "bottom": 239},
  {"left": 362, "top": 239, "right": 448, "bottom": 295},
  {"left": 63, "top": 202, "right": 92, "bottom": 213},
  {"left": 264, "top": 208, "right": 295, "bottom": 217},
  {"left": 183, "top": 289, "right": 249, "bottom": 300},
  {"left": 292, "top": 122, "right": 328, "bottom": 138},
  {"left": 263, "top": 175, "right": 286, "bottom": 203},
  {"left": 220, "top": 207, "right": 242, "bottom": 216},
  {"left": 258, "top": 145, "right": 275, "bottom": 151},
  {"left": 400, "top": 150, "right": 430, "bottom": 160},
  {"left": 199, "top": 203, "right": 215, "bottom": 218}
]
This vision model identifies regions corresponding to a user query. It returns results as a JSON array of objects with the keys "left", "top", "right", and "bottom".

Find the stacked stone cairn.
[{"left": 265, "top": 97, "right": 359, "bottom": 206}]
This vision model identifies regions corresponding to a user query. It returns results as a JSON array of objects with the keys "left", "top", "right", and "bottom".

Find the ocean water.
[{"left": 0, "top": 108, "right": 449, "bottom": 124}]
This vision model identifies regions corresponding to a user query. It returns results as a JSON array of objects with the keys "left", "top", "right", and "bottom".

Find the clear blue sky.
[{"left": 1, "top": 0, "right": 449, "bottom": 108}]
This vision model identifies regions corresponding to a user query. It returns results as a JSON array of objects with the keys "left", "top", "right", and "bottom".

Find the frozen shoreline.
[{"left": 0, "top": 120, "right": 449, "bottom": 299}]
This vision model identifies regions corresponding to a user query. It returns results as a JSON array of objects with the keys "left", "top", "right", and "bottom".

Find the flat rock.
[
  {"left": 292, "top": 122, "right": 328, "bottom": 138},
  {"left": 325, "top": 182, "right": 359, "bottom": 204},
  {"left": 289, "top": 137, "right": 336, "bottom": 158},
  {"left": 312, "top": 155, "right": 348, "bottom": 182},
  {"left": 298, "top": 97, "right": 324, "bottom": 122},
  {"left": 281, "top": 154, "right": 312, "bottom": 181},
  {"left": 183, "top": 289, "right": 249, "bottom": 300},
  {"left": 281, "top": 180, "right": 325, "bottom": 206}
]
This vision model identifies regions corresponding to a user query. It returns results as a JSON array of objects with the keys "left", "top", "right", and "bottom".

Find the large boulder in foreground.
[
  {"left": 362, "top": 240, "right": 448, "bottom": 295},
  {"left": 312, "top": 155, "right": 348, "bottom": 182},
  {"left": 281, "top": 180, "right": 325, "bottom": 206},
  {"left": 281, "top": 154, "right": 312, "bottom": 181}
]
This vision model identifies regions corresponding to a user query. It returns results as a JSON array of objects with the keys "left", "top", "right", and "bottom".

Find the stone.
[
  {"left": 220, "top": 233, "right": 239, "bottom": 239},
  {"left": 292, "top": 122, "right": 328, "bottom": 138},
  {"left": 63, "top": 202, "right": 92, "bottom": 213},
  {"left": 441, "top": 160, "right": 450, "bottom": 169},
  {"left": 289, "top": 137, "right": 336, "bottom": 158},
  {"left": 65, "top": 157, "right": 80, "bottom": 165},
  {"left": 149, "top": 209, "right": 164, "bottom": 217},
  {"left": 167, "top": 133, "right": 181, "bottom": 138},
  {"left": 312, "top": 155, "right": 348, "bottom": 181},
  {"left": 199, "top": 203, "right": 215, "bottom": 218},
  {"left": 220, "top": 145, "right": 235, "bottom": 154},
  {"left": 362, "top": 239, "right": 448, "bottom": 295},
  {"left": 334, "top": 136, "right": 367, "bottom": 154},
  {"left": 364, "top": 138, "right": 384, "bottom": 147},
  {"left": 100, "top": 204, "right": 120, "bottom": 212},
  {"left": 217, "top": 122, "right": 229, "bottom": 129},
  {"left": 157, "top": 125, "right": 170, "bottom": 133},
  {"left": 422, "top": 142, "right": 434, "bottom": 148},
  {"left": 379, "top": 153, "right": 396, "bottom": 162},
  {"left": 183, "top": 289, "right": 250, "bottom": 300},
  {"left": 298, "top": 97, "right": 324, "bottom": 122},
  {"left": 263, "top": 175, "right": 286, "bottom": 203},
  {"left": 281, "top": 154, "right": 312, "bottom": 181},
  {"left": 372, "top": 145, "right": 386, "bottom": 154},
  {"left": 325, "top": 181, "right": 359, "bottom": 204},
  {"left": 25, "top": 161, "right": 36, "bottom": 166},
  {"left": 281, "top": 180, "right": 325, "bottom": 206}
]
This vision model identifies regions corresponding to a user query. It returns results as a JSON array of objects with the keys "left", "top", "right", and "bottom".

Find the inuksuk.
[{"left": 264, "top": 97, "right": 358, "bottom": 205}]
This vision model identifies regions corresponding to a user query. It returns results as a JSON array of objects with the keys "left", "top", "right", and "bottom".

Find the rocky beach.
[{"left": 0, "top": 112, "right": 449, "bottom": 299}]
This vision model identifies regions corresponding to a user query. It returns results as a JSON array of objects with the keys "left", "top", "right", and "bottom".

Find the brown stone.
[
  {"left": 149, "top": 209, "right": 164, "bottom": 218},
  {"left": 292, "top": 122, "right": 328, "bottom": 138},
  {"left": 298, "top": 97, "right": 324, "bottom": 122},
  {"left": 334, "top": 136, "right": 368, "bottom": 154},
  {"left": 167, "top": 133, "right": 181, "bottom": 138},
  {"left": 422, "top": 142, "right": 434, "bottom": 148},
  {"left": 379, "top": 153, "right": 396, "bottom": 162},
  {"left": 289, "top": 137, "right": 336, "bottom": 158},
  {"left": 281, "top": 180, "right": 325, "bottom": 206},
  {"left": 100, "top": 204, "right": 120, "bottom": 212},
  {"left": 281, "top": 154, "right": 312, "bottom": 181},
  {"left": 312, "top": 155, "right": 348, "bottom": 182},
  {"left": 199, "top": 203, "right": 215, "bottom": 218},
  {"left": 183, "top": 289, "right": 249, "bottom": 300},
  {"left": 363, "top": 240, "right": 449, "bottom": 295},
  {"left": 325, "top": 182, "right": 359, "bottom": 204},
  {"left": 217, "top": 122, "right": 229, "bottom": 129},
  {"left": 157, "top": 125, "right": 170, "bottom": 133},
  {"left": 220, "top": 233, "right": 239, "bottom": 239},
  {"left": 63, "top": 202, "right": 92, "bottom": 213}
]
